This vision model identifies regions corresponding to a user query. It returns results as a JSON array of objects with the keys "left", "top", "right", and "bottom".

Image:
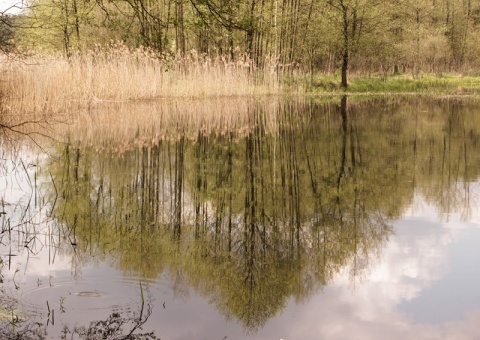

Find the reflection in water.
[
  {"left": 2, "top": 96, "right": 480, "bottom": 338},
  {"left": 0, "top": 292, "right": 157, "bottom": 340},
  {"left": 60, "top": 285, "right": 158, "bottom": 340},
  {"left": 49, "top": 96, "right": 402, "bottom": 331},
  {"left": 0, "top": 133, "right": 158, "bottom": 339}
]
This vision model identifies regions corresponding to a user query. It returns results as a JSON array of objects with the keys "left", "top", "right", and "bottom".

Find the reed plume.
[{"left": 0, "top": 43, "right": 282, "bottom": 115}]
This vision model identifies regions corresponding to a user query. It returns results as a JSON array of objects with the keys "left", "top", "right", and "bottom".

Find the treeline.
[{"left": 3, "top": 0, "right": 480, "bottom": 80}]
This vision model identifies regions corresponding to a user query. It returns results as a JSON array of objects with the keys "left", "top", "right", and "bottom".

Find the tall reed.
[{"left": 0, "top": 43, "right": 281, "bottom": 115}]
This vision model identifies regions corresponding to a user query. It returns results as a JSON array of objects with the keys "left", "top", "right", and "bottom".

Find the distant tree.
[{"left": 325, "top": 0, "right": 385, "bottom": 88}]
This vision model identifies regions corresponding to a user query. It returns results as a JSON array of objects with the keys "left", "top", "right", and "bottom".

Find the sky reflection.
[
  {"left": 107, "top": 191, "right": 480, "bottom": 340},
  {"left": 247, "top": 194, "right": 480, "bottom": 340}
]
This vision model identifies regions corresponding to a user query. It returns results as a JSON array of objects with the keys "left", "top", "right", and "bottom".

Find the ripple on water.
[{"left": 15, "top": 273, "right": 160, "bottom": 316}]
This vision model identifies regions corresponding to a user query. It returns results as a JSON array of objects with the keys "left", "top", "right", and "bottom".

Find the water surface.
[{"left": 1, "top": 96, "right": 480, "bottom": 339}]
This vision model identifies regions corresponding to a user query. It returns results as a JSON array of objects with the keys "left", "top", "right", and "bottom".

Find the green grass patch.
[
  {"left": 308, "top": 75, "right": 341, "bottom": 92},
  {"left": 308, "top": 73, "right": 480, "bottom": 95}
]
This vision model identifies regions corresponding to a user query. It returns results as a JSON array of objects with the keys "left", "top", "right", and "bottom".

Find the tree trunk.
[
  {"left": 72, "top": 0, "right": 80, "bottom": 45},
  {"left": 175, "top": 0, "right": 185, "bottom": 54},
  {"left": 341, "top": 2, "right": 349, "bottom": 88},
  {"left": 63, "top": 0, "right": 71, "bottom": 57},
  {"left": 246, "top": 0, "right": 256, "bottom": 56},
  {"left": 341, "top": 49, "right": 348, "bottom": 88}
]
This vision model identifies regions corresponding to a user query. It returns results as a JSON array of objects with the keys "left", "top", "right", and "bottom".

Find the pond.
[{"left": 1, "top": 96, "right": 480, "bottom": 339}]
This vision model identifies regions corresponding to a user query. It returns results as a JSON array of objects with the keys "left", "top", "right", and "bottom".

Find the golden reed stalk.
[{"left": 0, "top": 43, "right": 281, "bottom": 116}]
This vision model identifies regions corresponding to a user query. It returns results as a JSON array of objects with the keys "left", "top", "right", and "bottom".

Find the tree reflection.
[{"left": 44, "top": 97, "right": 480, "bottom": 332}]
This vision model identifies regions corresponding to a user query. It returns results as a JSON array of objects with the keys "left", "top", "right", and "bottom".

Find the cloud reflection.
[{"left": 252, "top": 193, "right": 480, "bottom": 340}]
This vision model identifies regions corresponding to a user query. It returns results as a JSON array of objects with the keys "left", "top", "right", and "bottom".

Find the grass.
[{"left": 309, "top": 73, "right": 480, "bottom": 95}]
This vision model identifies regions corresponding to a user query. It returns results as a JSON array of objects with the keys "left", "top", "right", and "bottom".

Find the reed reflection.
[{"left": 45, "top": 97, "right": 480, "bottom": 332}]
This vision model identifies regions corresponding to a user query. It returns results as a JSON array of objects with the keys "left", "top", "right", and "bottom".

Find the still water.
[{"left": 1, "top": 96, "right": 480, "bottom": 339}]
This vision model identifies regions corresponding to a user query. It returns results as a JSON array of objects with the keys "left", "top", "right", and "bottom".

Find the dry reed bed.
[{"left": 0, "top": 45, "right": 280, "bottom": 115}]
